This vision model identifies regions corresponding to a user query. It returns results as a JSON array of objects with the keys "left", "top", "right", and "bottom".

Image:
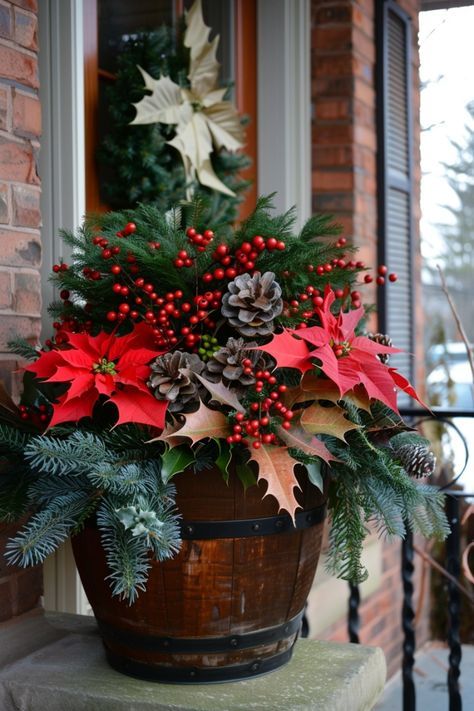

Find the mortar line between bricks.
[
  {"left": 0, "top": 78, "right": 38, "bottom": 96},
  {"left": 0, "top": 225, "right": 41, "bottom": 234},
  {"left": 0, "top": 37, "right": 37, "bottom": 60}
]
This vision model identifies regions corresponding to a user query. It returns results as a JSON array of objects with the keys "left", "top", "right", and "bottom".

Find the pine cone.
[
  {"left": 148, "top": 351, "right": 205, "bottom": 412},
  {"left": 221, "top": 271, "right": 283, "bottom": 337},
  {"left": 366, "top": 332, "right": 393, "bottom": 364},
  {"left": 394, "top": 443, "right": 436, "bottom": 478},
  {"left": 205, "top": 337, "right": 266, "bottom": 387}
]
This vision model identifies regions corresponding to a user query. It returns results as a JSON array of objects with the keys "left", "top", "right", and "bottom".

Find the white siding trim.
[
  {"left": 38, "top": 0, "right": 88, "bottom": 616},
  {"left": 257, "top": 0, "right": 311, "bottom": 226}
]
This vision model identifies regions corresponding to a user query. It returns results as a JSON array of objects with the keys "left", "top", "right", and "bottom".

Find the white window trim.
[
  {"left": 38, "top": 0, "right": 89, "bottom": 615},
  {"left": 257, "top": 0, "right": 311, "bottom": 227}
]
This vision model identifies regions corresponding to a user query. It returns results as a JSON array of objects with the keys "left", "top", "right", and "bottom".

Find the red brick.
[
  {"left": 312, "top": 169, "right": 354, "bottom": 191},
  {"left": 0, "top": 182, "right": 8, "bottom": 223},
  {"left": 312, "top": 124, "right": 353, "bottom": 145},
  {"left": 312, "top": 26, "right": 352, "bottom": 53},
  {"left": 0, "top": 138, "right": 39, "bottom": 184},
  {"left": 313, "top": 145, "right": 353, "bottom": 168},
  {"left": 0, "top": 44, "right": 38, "bottom": 89},
  {"left": 11, "top": 185, "right": 41, "bottom": 227},
  {"left": 0, "top": 228, "right": 41, "bottom": 267},
  {"left": 312, "top": 76, "right": 353, "bottom": 98},
  {"left": 14, "top": 7, "right": 37, "bottom": 49},
  {"left": 0, "top": 83, "right": 9, "bottom": 130},
  {"left": 314, "top": 54, "right": 354, "bottom": 79},
  {"left": 0, "top": 269, "right": 12, "bottom": 309},
  {"left": 0, "top": 313, "right": 40, "bottom": 349},
  {"left": 314, "top": 5, "right": 352, "bottom": 26},
  {"left": 13, "top": 90, "right": 41, "bottom": 137},
  {"left": 315, "top": 97, "right": 351, "bottom": 121},
  {"left": 0, "top": 3, "right": 12, "bottom": 40},
  {"left": 13, "top": 269, "right": 40, "bottom": 314}
]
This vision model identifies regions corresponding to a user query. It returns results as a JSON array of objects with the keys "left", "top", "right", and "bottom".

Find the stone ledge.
[{"left": 0, "top": 612, "right": 386, "bottom": 710}]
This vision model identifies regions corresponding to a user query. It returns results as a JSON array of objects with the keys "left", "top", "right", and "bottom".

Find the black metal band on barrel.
[
  {"left": 179, "top": 504, "right": 325, "bottom": 540},
  {"left": 98, "top": 609, "right": 303, "bottom": 655},
  {"left": 105, "top": 646, "right": 294, "bottom": 683}
]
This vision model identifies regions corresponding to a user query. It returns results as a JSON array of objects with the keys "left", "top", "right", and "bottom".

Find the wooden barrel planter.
[{"left": 72, "top": 466, "right": 326, "bottom": 683}]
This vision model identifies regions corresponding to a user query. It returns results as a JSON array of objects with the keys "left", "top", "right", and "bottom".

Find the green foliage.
[
  {"left": 97, "top": 28, "right": 250, "bottom": 226},
  {"left": 7, "top": 338, "right": 39, "bottom": 361},
  {"left": 50, "top": 198, "right": 363, "bottom": 335}
]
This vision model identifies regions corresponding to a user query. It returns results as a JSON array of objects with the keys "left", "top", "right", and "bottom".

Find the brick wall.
[
  {"left": 311, "top": 0, "right": 426, "bottom": 678},
  {"left": 0, "top": 0, "right": 42, "bottom": 622}
]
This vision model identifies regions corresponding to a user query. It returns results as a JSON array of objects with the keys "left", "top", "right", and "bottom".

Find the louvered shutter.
[{"left": 376, "top": 1, "right": 414, "bottom": 392}]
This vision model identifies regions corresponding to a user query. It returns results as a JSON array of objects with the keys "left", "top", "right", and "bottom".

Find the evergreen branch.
[
  {"left": 7, "top": 338, "right": 40, "bottom": 361},
  {"left": 0, "top": 424, "right": 30, "bottom": 456},
  {"left": 5, "top": 492, "right": 92, "bottom": 566}
]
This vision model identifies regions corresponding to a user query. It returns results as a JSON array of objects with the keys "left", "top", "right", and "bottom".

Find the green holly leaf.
[
  {"left": 215, "top": 439, "right": 232, "bottom": 484},
  {"left": 235, "top": 462, "right": 257, "bottom": 490},
  {"left": 305, "top": 460, "right": 324, "bottom": 492},
  {"left": 161, "top": 446, "right": 195, "bottom": 483}
]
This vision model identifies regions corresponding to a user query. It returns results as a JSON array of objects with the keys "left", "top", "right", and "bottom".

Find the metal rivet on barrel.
[
  {"left": 162, "top": 639, "right": 170, "bottom": 648},
  {"left": 275, "top": 519, "right": 284, "bottom": 530},
  {"left": 185, "top": 525, "right": 194, "bottom": 535},
  {"left": 250, "top": 661, "right": 260, "bottom": 672},
  {"left": 284, "top": 625, "right": 290, "bottom": 635},
  {"left": 230, "top": 637, "right": 239, "bottom": 647},
  {"left": 189, "top": 670, "right": 197, "bottom": 678},
  {"left": 252, "top": 523, "right": 260, "bottom": 531},
  {"left": 306, "top": 513, "right": 313, "bottom": 522}
]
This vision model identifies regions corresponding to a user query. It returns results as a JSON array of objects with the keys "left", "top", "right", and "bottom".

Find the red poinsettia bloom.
[
  {"left": 26, "top": 325, "right": 168, "bottom": 429},
  {"left": 291, "top": 287, "right": 424, "bottom": 412}
]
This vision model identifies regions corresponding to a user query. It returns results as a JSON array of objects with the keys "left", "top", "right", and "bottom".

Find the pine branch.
[
  {"left": 6, "top": 492, "right": 92, "bottom": 566},
  {"left": 0, "top": 424, "right": 30, "bottom": 456},
  {"left": 7, "top": 338, "right": 40, "bottom": 361}
]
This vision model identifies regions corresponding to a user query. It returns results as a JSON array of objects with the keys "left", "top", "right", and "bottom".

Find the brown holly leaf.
[
  {"left": 343, "top": 385, "right": 372, "bottom": 413},
  {"left": 300, "top": 373, "right": 340, "bottom": 403},
  {"left": 249, "top": 445, "right": 301, "bottom": 520},
  {"left": 277, "top": 425, "right": 338, "bottom": 463},
  {"left": 147, "top": 418, "right": 188, "bottom": 446},
  {"left": 191, "top": 371, "right": 245, "bottom": 413},
  {"left": 301, "top": 403, "right": 360, "bottom": 442},
  {"left": 167, "top": 402, "right": 230, "bottom": 445}
]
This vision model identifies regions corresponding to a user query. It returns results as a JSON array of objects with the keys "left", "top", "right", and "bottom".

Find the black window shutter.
[{"left": 376, "top": 1, "right": 415, "bottom": 390}]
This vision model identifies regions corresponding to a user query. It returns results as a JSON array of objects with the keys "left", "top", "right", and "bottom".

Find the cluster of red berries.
[
  {"left": 200, "top": 235, "right": 286, "bottom": 284},
  {"left": 115, "top": 222, "right": 137, "bottom": 238},
  {"left": 18, "top": 403, "right": 50, "bottom": 426},
  {"left": 52, "top": 262, "right": 68, "bottom": 273},
  {"left": 186, "top": 227, "right": 214, "bottom": 252},
  {"left": 363, "top": 264, "right": 398, "bottom": 286},
  {"left": 173, "top": 249, "right": 194, "bottom": 269},
  {"left": 226, "top": 365, "right": 293, "bottom": 449}
]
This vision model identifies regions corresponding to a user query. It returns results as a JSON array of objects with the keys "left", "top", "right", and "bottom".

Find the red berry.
[
  {"left": 184, "top": 258, "right": 193, "bottom": 267},
  {"left": 389, "top": 273, "right": 398, "bottom": 282},
  {"left": 186, "top": 227, "right": 197, "bottom": 238},
  {"left": 376, "top": 276, "right": 385, "bottom": 286},
  {"left": 145, "top": 311, "right": 154, "bottom": 321},
  {"left": 118, "top": 303, "right": 130, "bottom": 314},
  {"left": 281, "top": 421, "right": 291, "bottom": 430},
  {"left": 338, "top": 237, "right": 347, "bottom": 246},
  {"left": 213, "top": 268, "right": 225, "bottom": 280},
  {"left": 102, "top": 249, "right": 112, "bottom": 259},
  {"left": 378, "top": 264, "right": 388, "bottom": 276},
  {"left": 240, "top": 241, "right": 252, "bottom": 254},
  {"left": 276, "top": 241, "right": 286, "bottom": 251},
  {"left": 52, "top": 264, "right": 60, "bottom": 273},
  {"left": 123, "top": 222, "right": 137, "bottom": 235},
  {"left": 130, "top": 310, "right": 139, "bottom": 319},
  {"left": 252, "top": 235, "right": 265, "bottom": 248},
  {"left": 60, "top": 289, "right": 70, "bottom": 300},
  {"left": 111, "top": 265, "right": 121, "bottom": 275},
  {"left": 106, "top": 311, "right": 117, "bottom": 322},
  {"left": 216, "top": 244, "right": 228, "bottom": 257},
  {"left": 203, "top": 229, "right": 214, "bottom": 240},
  {"left": 112, "top": 283, "right": 122, "bottom": 294},
  {"left": 364, "top": 274, "right": 373, "bottom": 283},
  {"left": 266, "top": 237, "right": 278, "bottom": 250},
  {"left": 252, "top": 440, "right": 261, "bottom": 449},
  {"left": 335, "top": 289, "right": 344, "bottom": 299},
  {"left": 178, "top": 250, "right": 188, "bottom": 259},
  {"left": 174, "top": 259, "right": 184, "bottom": 268}
]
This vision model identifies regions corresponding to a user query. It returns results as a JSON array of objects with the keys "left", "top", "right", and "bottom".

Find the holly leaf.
[
  {"left": 235, "top": 461, "right": 257, "bottom": 490},
  {"left": 170, "top": 402, "right": 230, "bottom": 445},
  {"left": 191, "top": 371, "right": 245, "bottom": 413},
  {"left": 161, "top": 446, "right": 195, "bottom": 483},
  {"left": 249, "top": 445, "right": 301, "bottom": 520},
  {"left": 255, "top": 330, "right": 312, "bottom": 372},
  {"left": 147, "top": 418, "right": 188, "bottom": 446},
  {"left": 301, "top": 403, "right": 359, "bottom": 442},
  {"left": 215, "top": 439, "right": 232, "bottom": 483},
  {"left": 305, "top": 461, "right": 324, "bottom": 492},
  {"left": 300, "top": 373, "right": 341, "bottom": 403},
  {"left": 277, "top": 424, "right": 338, "bottom": 463},
  {"left": 343, "top": 385, "right": 372, "bottom": 413}
]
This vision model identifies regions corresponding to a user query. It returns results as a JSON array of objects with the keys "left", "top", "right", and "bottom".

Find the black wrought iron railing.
[{"left": 346, "top": 407, "right": 474, "bottom": 711}]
